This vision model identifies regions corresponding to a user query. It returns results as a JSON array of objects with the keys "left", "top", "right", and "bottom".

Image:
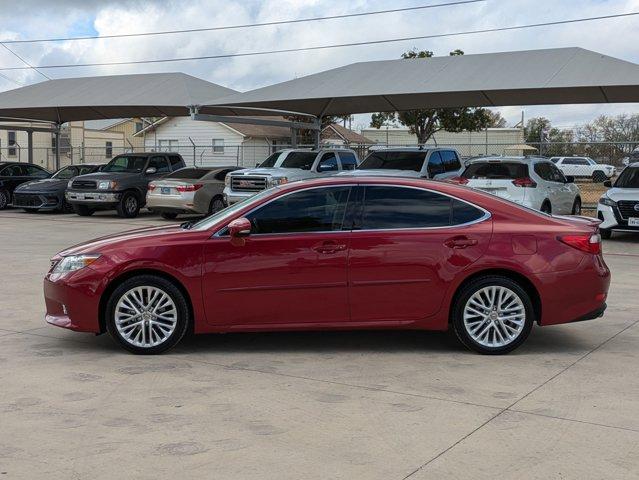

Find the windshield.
[
  {"left": 358, "top": 151, "right": 426, "bottom": 171},
  {"left": 615, "top": 167, "right": 639, "bottom": 188},
  {"left": 191, "top": 188, "right": 276, "bottom": 231},
  {"left": 258, "top": 152, "right": 282, "bottom": 168},
  {"left": 102, "top": 156, "right": 147, "bottom": 173},
  {"left": 462, "top": 162, "right": 529, "bottom": 179},
  {"left": 280, "top": 152, "right": 317, "bottom": 170},
  {"left": 165, "top": 167, "right": 211, "bottom": 179},
  {"left": 53, "top": 166, "right": 77, "bottom": 179}
]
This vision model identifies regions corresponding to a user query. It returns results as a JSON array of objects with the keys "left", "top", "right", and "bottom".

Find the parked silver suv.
[{"left": 223, "top": 148, "right": 359, "bottom": 204}]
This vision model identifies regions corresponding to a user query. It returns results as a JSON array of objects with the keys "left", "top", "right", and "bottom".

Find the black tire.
[
  {"left": 61, "top": 199, "right": 74, "bottom": 213},
  {"left": 0, "top": 189, "right": 9, "bottom": 210},
  {"left": 540, "top": 201, "right": 552, "bottom": 214},
  {"left": 571, "top": 197, "right": 582, "bottom": 215},
  {"left": 105, "top": 275, "right": 189, "bottom": 355},
  {"left": 592, "top": 171, "right": 607, "bottom": 183},
  {"left": 23, "top": 208, "right": 39, "bottom": 213},
  {"left": 208, "top": 195, "right": 225, "bottom": 215},
  {"left": 73, "top": 204, "right": 94, "bottom": 216},
  {"left": 600, "top": 228, "right": 612, "bottom": 240},
  {"left": 161, "top": 212, "right": 178, "bottom": 220},
  {"left": 116, "top": 191, "right": 140, "bottom": 218},
  {"left": 451, "top": 275, "right": 535, "bottom": 355}
]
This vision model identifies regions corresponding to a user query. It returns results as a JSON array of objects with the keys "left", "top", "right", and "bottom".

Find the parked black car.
[
  {"left": 12, "top": 164, "right": 103, "bottom": 213},
  {"left": 0, "top": 162, "right": 51, "bottom": 210},
  {"left": 65, "top": 152, "right": 186, "bottom": 218}
]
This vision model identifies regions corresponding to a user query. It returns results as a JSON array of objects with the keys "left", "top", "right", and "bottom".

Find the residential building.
[{"left": 321, "top": 123, "right": 374, "bottom": 146}]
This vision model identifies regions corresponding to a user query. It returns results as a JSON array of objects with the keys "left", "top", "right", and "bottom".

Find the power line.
[
  {"left": 0, "top": 42, "right": 51, "bottom": 79},
  {"left": 0, "top": 11, "right": 637, "bottom": 72},
  {"left": 0, "top": 0, "right": 486, "bottom": 44}
]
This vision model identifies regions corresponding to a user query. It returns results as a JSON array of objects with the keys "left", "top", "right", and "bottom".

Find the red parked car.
[{"left": 44, "top": 177, "right": 610, "bottom": 355}]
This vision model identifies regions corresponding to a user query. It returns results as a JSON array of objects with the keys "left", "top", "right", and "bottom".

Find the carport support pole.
[
  {"left": 54, "top": 124, "right": 61, "bottom": 170},
  {"left": 291, "top": 128, "right": 297, "bottom": 148},
  {"left": 313, "top": 117, "right": 322, "bottom": 149},
  {"left": 27, "top": 130, "right": 33, "bottom": 164}
]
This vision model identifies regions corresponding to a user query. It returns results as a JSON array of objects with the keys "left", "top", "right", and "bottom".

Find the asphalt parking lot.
[{"left": 1, "top": 209, "right": 639, "bottom": 479}]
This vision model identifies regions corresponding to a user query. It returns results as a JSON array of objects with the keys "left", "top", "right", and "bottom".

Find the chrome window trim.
[{"left": 212, "top": 183, "right": 491, "bottom": 238}]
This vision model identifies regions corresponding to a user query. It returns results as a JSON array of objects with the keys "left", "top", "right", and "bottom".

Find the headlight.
[
  {"left": 268, "top": 176, "right": 288, "bottom": 186},
  {"left": 52, "top": 254, "right": 101, "bottom": 274},
  {"left": 67, "top": 180, "right": 74, "bottom": 188},
  {"left": 599, "top": 196, "right": 616, "bottom": 207},
  {"left": 97, "top": 180, "right": 116, "bottom": 190},
  {"left": 224, "top": 176, "right": 231, "bottom": 186}
]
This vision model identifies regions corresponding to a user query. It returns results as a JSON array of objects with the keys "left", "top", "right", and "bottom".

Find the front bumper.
[
  {"left": 11, "top": 191, "right": 62, "bottom": 210},
  {"left": 223, "top": 188, "right": 260, "bottom": 205},
  {"left": 66, "top": 190, "right": 121, "bottom": 207},
  {"left": 597, "top": 204, "right": 639, "bottom": 232}
]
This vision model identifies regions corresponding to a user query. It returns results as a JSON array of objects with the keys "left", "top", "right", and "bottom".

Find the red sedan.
[{"left": 44, "top": 177, "right": 610, "bottom": 355}]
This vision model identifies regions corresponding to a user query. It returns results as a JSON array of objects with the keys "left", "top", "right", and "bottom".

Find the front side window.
[
  {"left": 317, "top": 152, "right": 338, "bottom": 172},
  {"left": 102, "top": 156, "right": 148, "bottom": 173},
  {"left": 258, "top": 151, "right": 282, "bottom": 168},
  {"left": 440, "top": 150, "right": 461, "bottom": 172},
  {"left": 169, "top": 155, "right": 184, "bottom": 169},
  {"left": 53, "top": 166, "right": 78, "bottom": 179},
  {"left": 427, "top": 152, "right": 445, "bottom": 177},
  {"left": 148, "top": 156, "right": 170, "bottom": 173},
  {"left": 360, "top": 186, "right": 451, "bottom": 230},
  {"left": 24, "top": 165, "right": 49, "bottom": 178},
  {"left": 615, "top": 167, "right": 639, "bottom": 188},
  {"left": 246, "top": 186, "right": 351, "bottom": 234},
  {"left": 548, "top": 163, "right": 567, "bottom": 183},
  {"left": 339, "top": 152, "right": 358, "bottom": 170}
]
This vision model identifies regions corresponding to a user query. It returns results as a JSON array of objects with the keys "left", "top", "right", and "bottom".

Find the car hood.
[
  {"left": 15, "top": 178, "right": 67, "bottom": 192},
  {"left": 605, "top": 188, "right": 639, "bottom": 202},
  {"left": 56, "top": 224, "right": 188, "bottom": 257},
  {"left": 230, "top": 168, "right": 304, "bottom": 177},
  {"left": 74, "top": 171, "right": 141, "bottom": 181},
  {"left": 344, "top": 169, "right": 423, "bottom": 178}
]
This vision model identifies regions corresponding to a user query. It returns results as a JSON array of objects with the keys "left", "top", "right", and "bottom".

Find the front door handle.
[
  {"left": 444, "top": 236, "right": 478, "bottom": 249},
  {"left": 312, "top": 241, "right": 347, "bottom": 254}
]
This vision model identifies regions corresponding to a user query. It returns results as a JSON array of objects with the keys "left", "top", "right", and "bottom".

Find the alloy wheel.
[
  {"left": 463, "top": 286, "right": 526, "bottom": 348},
  {"left": 125, "top": 195, "right": 138, "bottom": 215},
  {"left": 114, "top": 286, "right": 177, "bottom": 348}
]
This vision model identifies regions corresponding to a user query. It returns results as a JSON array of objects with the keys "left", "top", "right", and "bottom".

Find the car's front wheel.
[
  {"left": 0, "top": 189, "right": 9, "bottom": 210},
  {"left": 105, "top": 275, "right": 189, "bottom": 354},
  {"left": 452, "top": 276, "right": 534, "bottom": 354},
  {"left": 116, "top": 191, "right": 140, "bottom": 218},
  {"left": 571, "top": 197, "right": 582, "bottom": 215}
]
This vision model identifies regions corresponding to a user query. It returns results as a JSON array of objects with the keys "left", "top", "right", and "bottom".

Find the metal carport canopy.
[{"left": 201, "top": 47, "right": 639, "bottom": 116}]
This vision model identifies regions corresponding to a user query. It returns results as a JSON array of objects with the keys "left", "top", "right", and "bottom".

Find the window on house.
[
  {"left": 135, "top": 122, "right": 143, "bottom": 133},
  {"left": 106, "top": 141, "right": 113, "bottom": 159},
  {"left": 8, "top": 131, "right": 17, "bottom": 156},
  {"left": 158, "top": 139, "right": 178, "bottom": 152},
  {"left": 212, "top": 139, "right": 224, "bottom": 154}
]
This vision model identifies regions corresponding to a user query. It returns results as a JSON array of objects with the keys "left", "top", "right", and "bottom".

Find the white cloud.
[{"left": 1, "top": 0, "right": 639, "bottom": 127}]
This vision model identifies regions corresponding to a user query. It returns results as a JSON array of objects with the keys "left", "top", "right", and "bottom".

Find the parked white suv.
[
  {"left": 347, "top": 147, "right": 463, "bottom": 180},
  {"left": 223, "top": 148, "right": 358, "bottom": 204},
  {"left": 550, "top": 156, "right": 615, "bottom": 182},
  {"left": 455, "top": 156, "right": 582, "bottom": 215},
  {"left": 597, "top": 162, "right": 639, "bottom": 239}
]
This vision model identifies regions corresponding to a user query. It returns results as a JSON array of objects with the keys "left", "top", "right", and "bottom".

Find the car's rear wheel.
[
  {"left": 540, "top": 201, "right": 552, "bottom": 214},
  {"left": 592, "top": 171, "right": 606, "bottom": 183},
  {"left": 571, "top": 197, "right": 582, "bottom": 215},
  {"left": 452, "top": 276, "right": 534, "bottom": 354},
  {"left": 161, "top": 212, "right": 178, "bottom": 220},
  {"left": 73, "top": 204, "right": 94, "bottom": 216},
  {"left": 208, "top": 195, "right": 225, "bottom": 215},
  {"left": 0, "top": 189, "right": 9, "bottom": 210},
  {"left": 105, "top": 275, "right": 189, "bottom": 354},
  {"left": 116, "top": 191, "right": 140, "bottom": 218}
]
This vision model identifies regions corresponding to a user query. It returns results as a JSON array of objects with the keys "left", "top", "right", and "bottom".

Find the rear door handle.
[
  {"left": 312, "top": 241, "right": 347, "bottom": 254},
  {"left": 444, "top": 236, "right": 478, "bottom": 249}
]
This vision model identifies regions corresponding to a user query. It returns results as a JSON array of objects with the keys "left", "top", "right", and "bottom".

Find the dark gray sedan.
[
  {"left": 12, "top": 164, "right": 102, "bottom": 212},
  {"left": 146, "top": 166, "right": 242, "bottom": 219}
]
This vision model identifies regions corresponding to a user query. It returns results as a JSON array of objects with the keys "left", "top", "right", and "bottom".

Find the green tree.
[
  {"left": 485, "top": 110, "right": 507, "bottom": 128},
  {"left": 524, "top": 117, "right": 575, "bottom": 156},
  {"left": 370, "top": 49, "right": 493, "bottom": 144}
]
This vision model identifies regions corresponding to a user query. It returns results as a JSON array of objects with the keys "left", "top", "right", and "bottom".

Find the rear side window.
[
  {"left": 534, "top": 163, "right": 553, "bottom": 181},
  {"left": 427, "top": 152, "right": 445, "bottom": 177},
  {"left": 359, "top": 151, "right": 426, "bottom": 171},
  {"left": 339, "top": 152, "right": 358, "bottom": 170},
  {"left": 360, "top": 186, "right": 451, "bottom": 229},
  {"left": 2, "top": 165, "right": 24, "bottom": 176},
  {"left": 452, "top": 199, "right": 484, "bottom": 224},
  {"left": 462, "top": 162, "right": 529, "bottom": 179},
  {"left": 24, "top": 165, "right": 49, "bottom": 178},
  {"left": 440, "top": 150, "right": 461, "bottom": 172},
  {"left": 167, "top": 168, "right": 211, "bottom": 179}
]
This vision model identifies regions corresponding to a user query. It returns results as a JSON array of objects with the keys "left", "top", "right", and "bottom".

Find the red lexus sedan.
[{"left": 44, "top": 176, "right": 610, "bottom": 355}]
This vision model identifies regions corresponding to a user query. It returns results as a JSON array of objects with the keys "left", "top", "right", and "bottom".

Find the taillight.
[
  {"left": 448, "top": 176, "right": 469, "bottom": 185},
  {"left": 512, "top": 177, "right": 537, "bottom": 188},
  {"left": 176, "top": 184, "right": 203, "bottom": 192},
  {"left": 148, "top": 183, "right": 156, "bottom": 191},
  {"left": 558, "top": 233, "right": 602, "bottom": 255}
]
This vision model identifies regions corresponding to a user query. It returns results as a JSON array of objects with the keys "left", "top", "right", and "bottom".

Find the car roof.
[
  {"left": 466, "top": 156, "right": 548, "bottom": 164},
  {"left": 368, "top": 147, "right": 450, "bottom": 152}
]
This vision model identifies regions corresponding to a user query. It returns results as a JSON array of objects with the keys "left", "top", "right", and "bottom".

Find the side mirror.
[
  {"left": 565, "top": 176, "right": 575, "bottom": 183},
  {"left": 228, "top": 217, "right": 251, "bottom": 238},
  {"left": 603, "top": 180, "right": 612, "bottom": 188},
  {"left": 145, "top": 167, "right": 157, "bottom": 175}
]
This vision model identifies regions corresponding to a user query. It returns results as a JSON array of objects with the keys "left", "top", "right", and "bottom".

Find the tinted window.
[
  {"left": 615, "top": 167, "right": 639, "bottom": 188},
  {"left": 53, "top": 166, "right": 78, "bottom": 179},
  {"left": 79, "top": 165, "right": 98, "bottom": 175},
  {"left": 211, "top": 169, "right": 236, "bottom": 181},
  {"left": 427, "top": 152, "right": 445, "bottom": 177},
  {"left": 339, "top": 152, "right": 358, "bottom": 170},
  {"left": 452, "top": 199, "right": 484, "bottom": 225},
  {"left": 462, "top": 162, "right": 529, "bottom": 179},
  {"left": 1, "top": 165, "right": 23, "bottom": 176},
  {"left": 360, "top": 186, "right": 451, "bottom": 230},
  {"left": 548, "top": 163, "right": 567, "bottom": 183},
  {"left": 359, "top": 151, "right": 426, "bottom": 172},
  {"left": 564, "top": 158, "right": 589, "bottom": 165},
  {"left": 24, "top": 165, "right": 49, "bottom": 178},
  {"left": 247, "top": 186, "right": 351, "bottom": 234},
  {"left": 258, "top": 151, "right": 282, "bottom": 168},
  {"left": 317, "top": 152, "right": 338, "bottom": 172},
  {"left": 440, "top": 150, "right": 461, "bottom": 172},
  {"left": 280, "top": 152, "right": 317, "bottom": 170},
  {"left": 102, "top": 156, "right": 147, "bottom": 173},
  {"left": 550, "top": 157, "right": 560, "bottom": 163},
  {"left": 166, "top": 168, "right": 211, "bottom": 179},
  {"left": 534, "top": 163, "right": 552, "bottom": 181},
  {"left": 148, "top": 156, "right": 170, "bottom": 173},
  {"left": 169, "top": 155, "right": 184, "bottom": 169}
]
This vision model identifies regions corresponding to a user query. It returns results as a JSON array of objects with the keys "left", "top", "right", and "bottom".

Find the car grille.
[
  {"left": 72, "top": 179, "right": 97, "bottom": 190},
  {"left": 231, "top": 176, "right": 268, "bottom": 192},
  {"left": 617, "top": 200, "right": 639, "bottom": 220},
  {"left": 13, "top": 193, "right": 46, "bottom": 208}
]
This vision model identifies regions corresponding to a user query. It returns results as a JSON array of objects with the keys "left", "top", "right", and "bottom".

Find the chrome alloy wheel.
[
  {"left": 125, "top": 195, "right": 138, "bottom": 214},
  {"left": 463, "top": 286, "right": 526, "bottom": 348},
  {"left": 114, "top": 286, "right": 177, "bottom": 348}
]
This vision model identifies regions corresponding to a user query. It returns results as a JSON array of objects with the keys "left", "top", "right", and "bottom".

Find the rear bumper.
[
  {"left": 571, "top": 303, "right": 607, "bottom": 323},
  {"left": 147, "top": 193, "right": 201, "bottom": 214}
]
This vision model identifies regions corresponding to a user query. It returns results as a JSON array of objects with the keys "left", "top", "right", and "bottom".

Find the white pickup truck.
[{"left": 223, "top": 148, "right": 359, "bottom": 205}]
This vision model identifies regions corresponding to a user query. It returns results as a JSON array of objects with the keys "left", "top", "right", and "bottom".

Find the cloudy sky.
[{"left": 1, "top": 0, "right": 638, "bottom": 130}]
